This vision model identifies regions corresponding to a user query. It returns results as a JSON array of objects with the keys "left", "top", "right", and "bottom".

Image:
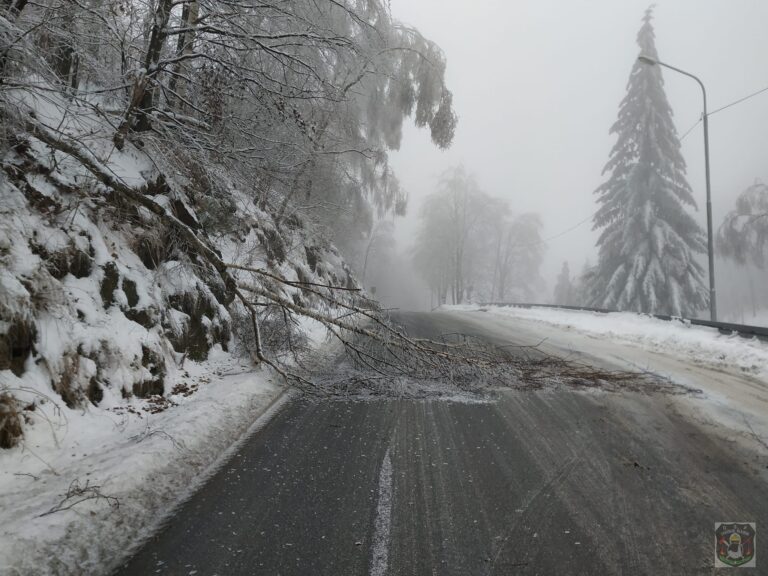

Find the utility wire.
[
  {"left": 540, "top": 212, "right": 595, "bottom": 243},
  {"left": 679, "top": 118, "right": 702, "bottom": 142},
  {"left": 710, "top": 84, "right": 768, "bottom": 116},
  {"left": 679, "top": 83, "right": 768, "bottom": 142},
  {"left": 510, "top": 211, "right": 596, "bottom": 250}
]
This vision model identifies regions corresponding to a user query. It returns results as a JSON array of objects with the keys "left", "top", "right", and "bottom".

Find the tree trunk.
[
  {"left": 168, "top": 0, "right": 199, "bottom": 110},
  {"left": 1, "top": 0, "right": 28, "bottom": 79},
  {"left": 114, "top": 0, "right": 174, "bottom": 146},
  {"left": 52, "top": 44, "right": 78, "bottom": 90}
]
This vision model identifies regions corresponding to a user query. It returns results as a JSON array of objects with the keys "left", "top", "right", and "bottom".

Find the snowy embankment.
[
  {"left": 453, "top": 304, "right": 768, "bottom": 381},
  {"left": 0, "top": 352, "right": 285, "bottom": 576},
  {"left": 0, "top": 62, "right": 358, "bottom": 573},
  {"left": 0, "top": 81, "right": 348, "bottom": 574}
]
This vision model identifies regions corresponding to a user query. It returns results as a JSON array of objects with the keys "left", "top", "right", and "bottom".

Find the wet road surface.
[{"left": 114, "top": 311, "right": 768, "bottom": 575}]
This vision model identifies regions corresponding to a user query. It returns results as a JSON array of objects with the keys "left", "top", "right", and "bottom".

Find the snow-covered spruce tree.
[{"left": 589, "top": 7, "right": 708, "bottom": 316}]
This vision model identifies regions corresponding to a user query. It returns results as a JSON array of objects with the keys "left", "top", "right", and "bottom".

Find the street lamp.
[{"left": 638, "top": 55, "right": 717, "bottom": 321}]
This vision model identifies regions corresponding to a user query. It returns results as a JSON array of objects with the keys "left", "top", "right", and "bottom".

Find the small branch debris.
[
  {"left": 13, "top": 472, "right": 40, "bottom": 481},
  {"left": 170, "top": 382, "right": 199, "bottom": 397},
  {"left": 129, "top": 424, "right": 187, "bottom": 452},
  {"left": 306, "top": 325, "right": 692, "bottom": 400},
  {"left": 143, "top": 395, "right": 177, "bottom": 414},
  {"left": 39, "top": 479, "right": 119, "bottom": 517}
]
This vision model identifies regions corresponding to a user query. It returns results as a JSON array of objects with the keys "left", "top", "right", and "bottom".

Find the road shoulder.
[{"left": 0, "top": 354, "right": 287, "bottom": 576}]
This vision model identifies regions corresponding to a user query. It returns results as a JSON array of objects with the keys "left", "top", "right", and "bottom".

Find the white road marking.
[{"left": 370, "top": 448, "right": 393, "bottom": 576}]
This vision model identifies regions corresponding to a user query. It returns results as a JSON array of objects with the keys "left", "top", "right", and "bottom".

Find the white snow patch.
[{"left": 295, "top": 315, "right": 330, "bottom": 348}]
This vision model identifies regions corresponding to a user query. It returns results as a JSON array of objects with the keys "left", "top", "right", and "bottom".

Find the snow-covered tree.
[
  {"left": 588, "top": 7, "right": 708, "bottom": 316},
  {"left": 412, "top": 167, "right": 545, "bottom": 305},
  {"left": 3, "top": 0, "right": 456, "bottom": 264},
  {"left": 553, "top": 262, "right": 574, "bottom": 306},
  {"left": 718, "top": 180, "right": 768, "bottom": 268},
  {"left": 0, "top": 0, "right": 463, "bottom": 438},
  {"left": 412, "top": 167, "right": 482, "bottom": 305},
  {"left": 571, "top": 260, "right": 594, "bottom": 307},
  {"left": 491, "top": 213, "right": 545, "bottom": 302}
]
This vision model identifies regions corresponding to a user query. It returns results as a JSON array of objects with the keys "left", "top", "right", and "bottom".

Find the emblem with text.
[{"left": 715, "top": 522, "right": 756, "bottom": 568}]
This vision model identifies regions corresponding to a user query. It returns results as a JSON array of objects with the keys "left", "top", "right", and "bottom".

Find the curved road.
[{"left": 113, "top": 311, "right": 767, "bottom": 575}]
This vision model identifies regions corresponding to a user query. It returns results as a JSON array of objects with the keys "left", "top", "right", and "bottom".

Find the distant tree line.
[{"left": 412, "top": 166, "right": 545, "bottom": 306}]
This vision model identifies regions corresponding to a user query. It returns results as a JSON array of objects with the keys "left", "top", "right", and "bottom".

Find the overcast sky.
[{"left": 387, "top": 0, "right": 768, "bottom": 291}]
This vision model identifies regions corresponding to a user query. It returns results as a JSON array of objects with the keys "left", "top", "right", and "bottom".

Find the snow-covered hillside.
[
  {"left": 1, "top": 83, "right": 349, "bottom": 442},
  {"left": 0, "top": 71, "right": 360, "bottom": 576}
]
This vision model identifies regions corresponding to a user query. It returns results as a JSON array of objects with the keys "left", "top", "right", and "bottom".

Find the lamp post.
[{"left": 638, "top": 55, "right": 717, "bottom": 321}]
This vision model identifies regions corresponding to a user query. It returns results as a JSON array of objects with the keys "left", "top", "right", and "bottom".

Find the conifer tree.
[
  {"left": 553, "top": 262, "right": 574, "bottom": 306},
  {"left": 589, "top": 7, "right": 708, "bottom": 316}
]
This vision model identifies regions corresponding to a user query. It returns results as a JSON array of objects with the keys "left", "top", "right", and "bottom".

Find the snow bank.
[
  {"left": 0, "top": 350, "right": 284, "bottom": 576},
  {"left": 451, "top": 305, "right": 768, "bottom": 380}
]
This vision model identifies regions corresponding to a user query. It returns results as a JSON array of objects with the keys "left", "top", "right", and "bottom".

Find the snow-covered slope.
[
  {"left": 0, "top": 83, "right": 346, "bottom": 441},
  {"left": 0, "top": 82, "right": 351, "bottom": 573}
]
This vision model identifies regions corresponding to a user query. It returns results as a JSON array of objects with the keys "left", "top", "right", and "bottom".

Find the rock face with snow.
[
  {"left": 0, "top": 97, "right": 353, "bottom": 448},
  {"left": 588, "top": 8, "right": 708, "bottom": 317}
]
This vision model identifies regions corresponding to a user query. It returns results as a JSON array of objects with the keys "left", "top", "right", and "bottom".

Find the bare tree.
[
  {"left": 412, "top": 167, "right": 545, "bottom": 305},
  {"left": 718, "top": 180, "right": 768, "bottom": 269}
]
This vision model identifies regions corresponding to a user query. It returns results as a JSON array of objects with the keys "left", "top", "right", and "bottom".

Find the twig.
[
  {"left": 129, "top": 424, "right": 187, "bottom": 452},
  {"left": 13, "top": 472, "right": 40, "bottom": 481},
  {"left": 742, "top": 416, "right": 768, "bottom": 452},
  {"left": 39, "top": 479, "right": 119, "bottom": 517}
]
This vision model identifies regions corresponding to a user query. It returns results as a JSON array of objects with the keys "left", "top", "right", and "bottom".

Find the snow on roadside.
[
  {"left": 0, "top": 350, "right": 285, "bottom": 576},
  {"left": 450, "top": 304, "right": 768, "bottom": 380}
]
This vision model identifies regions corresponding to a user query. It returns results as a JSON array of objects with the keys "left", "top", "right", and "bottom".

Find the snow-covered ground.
[
  {"left": 453, "top": 305, "right": 768, "bottom": 381},
  {"left": 445, "top": 304, "right": 768, "bottom": 463},
  {"left": 0, "top": 351, "right": 285, "bottom": 576},
  {"left": 743, "top": 308, "right": 768, "bottom": 328}
]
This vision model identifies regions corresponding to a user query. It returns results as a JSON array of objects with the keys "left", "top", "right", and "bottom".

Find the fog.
[{"left": 379, "top": 1, "right": 768, "bottom": 318}]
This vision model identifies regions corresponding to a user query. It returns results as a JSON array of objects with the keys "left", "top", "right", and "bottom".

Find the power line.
[
  {"left": 679, "top": 118, "right": 702, "bottom": 142},
  {"left": 679, "top": 84, "right": 768, "bottom": 142},
  {"left": 541, "top": 212, "right": 595, "bottom": 243},
  {"left": 710, "top": 84, "right": 768, "bottom": 116},
  {"left": 511, "top": 211, "right": 596, "bottom": 250}
]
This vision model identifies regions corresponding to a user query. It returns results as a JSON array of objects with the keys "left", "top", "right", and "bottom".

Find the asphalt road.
[{"left": 113, "top": 311, "right": 768, "bottom": 575}]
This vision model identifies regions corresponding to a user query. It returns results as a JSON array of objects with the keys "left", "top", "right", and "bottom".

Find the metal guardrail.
[{"left": 476, "top": 302, "right": 768, "bottom": 342}]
